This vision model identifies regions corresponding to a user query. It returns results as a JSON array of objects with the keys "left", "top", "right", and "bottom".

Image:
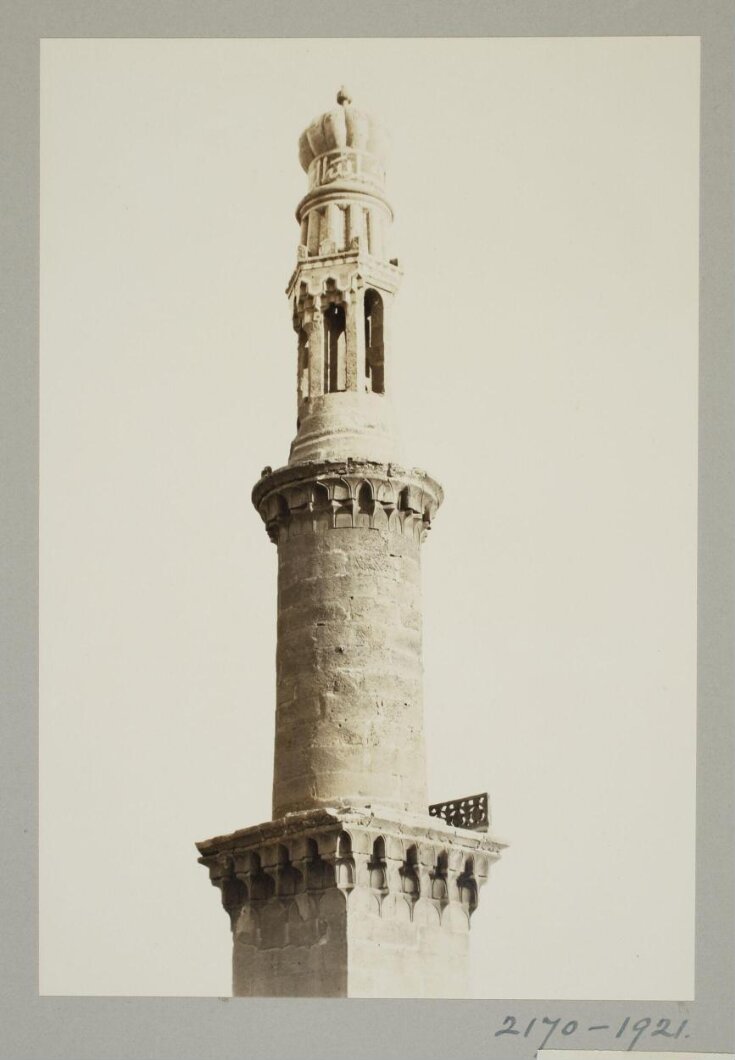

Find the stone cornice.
[
  {"left": 251, "top": 460, "right": 444, "bottom": 545},
  {"left": 196, "top": 804, "right": 508, "bottom": 861},
  {"left": 286, "top": 251, "right": 402, "bottom": 300},
  {"left": 196, "top": 806, "right": 508, "bottom": 933},
  {"left": 295, "top": 182, "right": 394, "bottom": 226},
  {"left": 252, "top": 459, "right": 441, "bottom": 509}
]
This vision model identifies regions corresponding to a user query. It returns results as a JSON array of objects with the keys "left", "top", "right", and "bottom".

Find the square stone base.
[{"left": 197, "top": 805, "right": 506, "bottom": 998}]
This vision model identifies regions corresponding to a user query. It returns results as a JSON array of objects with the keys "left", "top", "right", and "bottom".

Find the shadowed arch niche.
[
  {"left": 324, "top": 302, "right": 346, "bottom": 392},
  {"left": 364, "top": 288, "right": 384, "bottom": 394}
]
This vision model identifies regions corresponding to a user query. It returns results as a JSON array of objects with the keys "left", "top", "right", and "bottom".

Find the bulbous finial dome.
[{"left": 298, "top": 89, "right": 389, "bottom": 173}]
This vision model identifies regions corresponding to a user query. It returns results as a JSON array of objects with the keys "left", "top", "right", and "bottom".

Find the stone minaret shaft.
[
  {"left": 260, "top": 86, "right": 440, "bottom": 821},
  {"left": 197, "top": 89, "right": 506, "bottom": 999}
]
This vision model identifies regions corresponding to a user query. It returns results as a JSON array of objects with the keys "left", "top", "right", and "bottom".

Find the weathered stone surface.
[
  {"left": 197, "top": 90, "right": 507, "bottom": 998},
  {"left": 250, "top": 460, "right": 443, "bottom": 818},
  {"left": 197, "top": 807, "right": 506, "bottom": 998}
]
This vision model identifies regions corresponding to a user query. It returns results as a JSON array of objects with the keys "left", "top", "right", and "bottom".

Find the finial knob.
[{"left": 336, "top": 86, "right": 352, "bottom": 106}]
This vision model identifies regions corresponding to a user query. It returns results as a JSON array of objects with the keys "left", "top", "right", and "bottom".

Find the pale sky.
[{"left": 40, "top": 36, "right": 700, "bottom": 998}]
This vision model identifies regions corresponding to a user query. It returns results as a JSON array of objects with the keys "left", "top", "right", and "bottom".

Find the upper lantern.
[
  {"left": 297, "top": 87, "right": 390, "bottom": 196},
  {"left": 287, "top": 89, "right": 402, "bottom": 467}
]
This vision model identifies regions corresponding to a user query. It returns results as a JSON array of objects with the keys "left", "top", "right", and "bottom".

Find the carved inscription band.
[{"left": 308, "top": 148, "right": 386, "bottom": 192}]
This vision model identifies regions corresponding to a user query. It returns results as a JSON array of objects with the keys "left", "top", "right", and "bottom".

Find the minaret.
[{"left": 196, "top": 89, "right": 507, "bottom": 999}]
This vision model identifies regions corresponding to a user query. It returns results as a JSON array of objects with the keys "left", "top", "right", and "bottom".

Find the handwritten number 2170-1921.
[{"left": 494, "top": 1015, "right": 689, "bottom": 1051}]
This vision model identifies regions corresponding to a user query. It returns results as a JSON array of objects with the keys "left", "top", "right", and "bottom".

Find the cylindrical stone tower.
[
  {"left": 252, "top": 87, "right": 442, "bottom": 819},
  {"left": 197, "top": 89, "right": 506, "bottom": 999}
]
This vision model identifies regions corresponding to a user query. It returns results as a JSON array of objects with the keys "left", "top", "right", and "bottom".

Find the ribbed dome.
[{"left": 298, "top": 88, "right": 389, "bottom": 172}]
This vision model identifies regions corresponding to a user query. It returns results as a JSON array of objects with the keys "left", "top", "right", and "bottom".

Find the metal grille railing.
[{"left": 428, "top": 792, "right": 489, "bottom": 831}]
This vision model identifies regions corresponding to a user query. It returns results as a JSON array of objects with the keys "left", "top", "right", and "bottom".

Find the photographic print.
[{"left": 39, "top": 37, "right": 699, "bottom": 1001}]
